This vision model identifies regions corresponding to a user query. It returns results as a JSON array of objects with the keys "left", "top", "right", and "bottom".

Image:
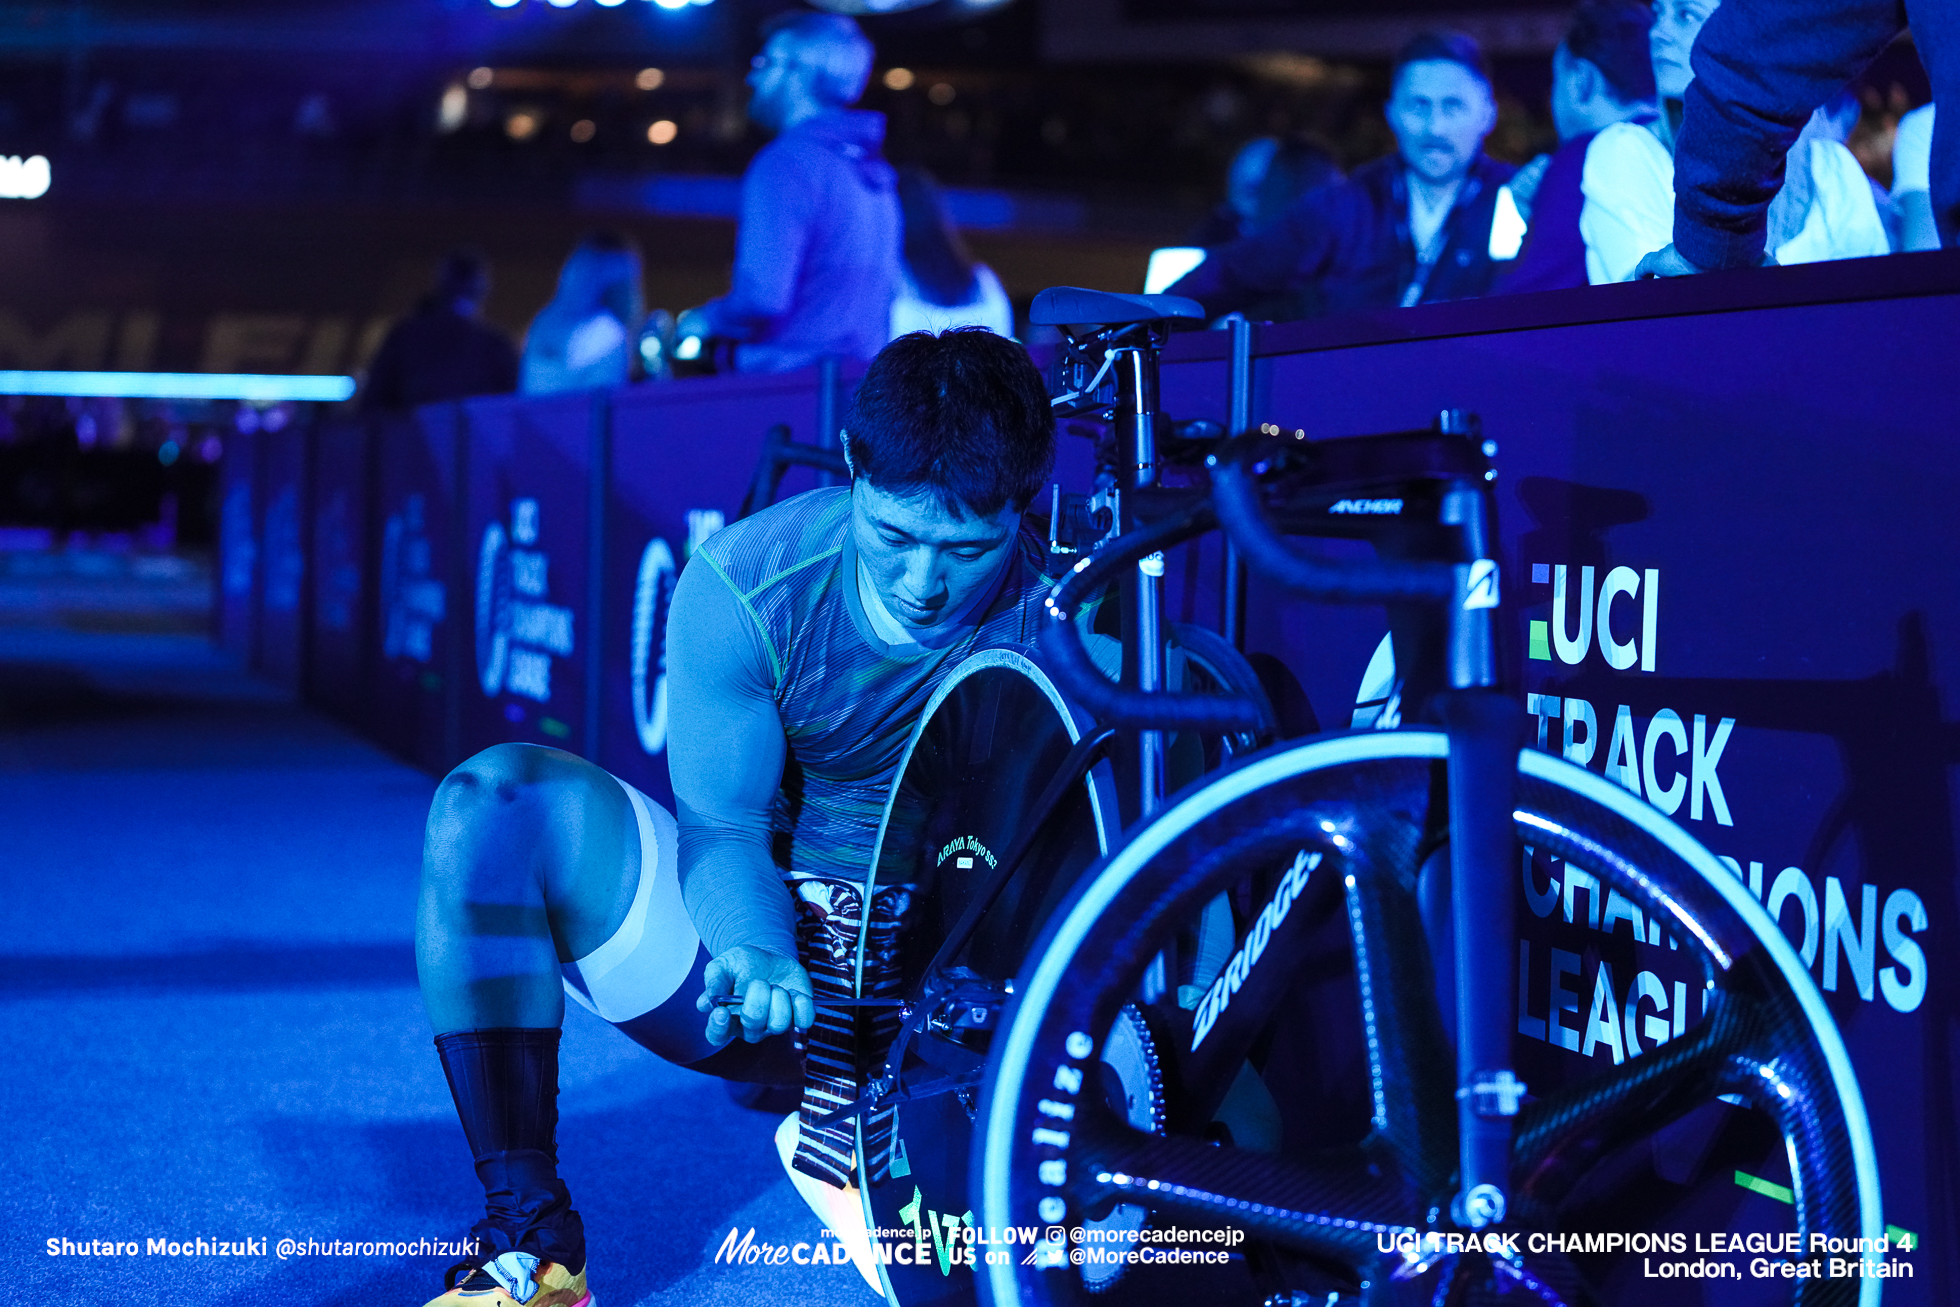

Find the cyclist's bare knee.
[{"left": 422, "top": 744, "right": 634, "bottom": 955}]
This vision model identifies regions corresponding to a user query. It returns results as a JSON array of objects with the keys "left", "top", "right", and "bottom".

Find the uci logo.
[
  {"left": 477, "top": 498, "right": 573, "bottom": 702},
  {"left": 382, "top": 493, "right": 444, "bottom": 663},
  {"left": 631, "top": 538, "right": 676, "bottom": 755},
  {"left": 630, "top": 509, "right": 723, "bottom": 756},
  {"left": 1527, "top": 563, "right": 1659, "bottom": 671}
]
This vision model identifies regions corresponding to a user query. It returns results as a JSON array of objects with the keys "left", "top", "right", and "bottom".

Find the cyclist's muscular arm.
[{"left": 666, "top": 558, "right": 815, "bottom": 1044}]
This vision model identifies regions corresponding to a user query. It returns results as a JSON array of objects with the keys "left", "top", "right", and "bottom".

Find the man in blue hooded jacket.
[{"left": 676, "top": 13, "right": 901, "bottom": 374}]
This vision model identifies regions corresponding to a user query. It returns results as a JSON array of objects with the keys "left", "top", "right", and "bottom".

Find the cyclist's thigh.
[{"left": 560, "top": 771, "right": 802, "bottom": 1088}]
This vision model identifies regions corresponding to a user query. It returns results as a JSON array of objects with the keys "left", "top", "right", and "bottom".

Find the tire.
[
  {"left": 854, "top": 649, "right": 1120, "bottom": 1307},
  {"left": 850, "top": 634, "right": 1260, "bottom": 1306},
  {"left": 978, "top": 731, "right": 1883, "bottom": 1307}
]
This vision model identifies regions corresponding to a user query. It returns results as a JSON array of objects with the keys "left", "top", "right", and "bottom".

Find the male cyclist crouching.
[{"left": 415, "top": 327, "right": 1059, "bottom": 1305}]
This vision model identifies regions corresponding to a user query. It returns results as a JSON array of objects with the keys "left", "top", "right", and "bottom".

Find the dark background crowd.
[{"left": 0, "top": 0, "right": 1943, "bottom": 543}]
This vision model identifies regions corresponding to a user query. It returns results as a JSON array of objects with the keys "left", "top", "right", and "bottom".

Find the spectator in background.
[
  {"left": 1499, "top": 2, "right": 1661, "bottom": 291},
  {"left": 1634, "top": 0, "right": 1951, "bottom": 278},
  {"left": 1892, "top": 102, "right": 1940, "bottom": 250},
  {"left": 1596, "top": 0, "right": 1889, "bottom": 278},
  {"left": 675, "top": 13, "right": 899, "bottom": 373},
  {"left": 889, "top": 167, "right": 1014, "bottom": 338},
  {"left": 520, "top": 231, "right": 644, "bottom": 396},
  {"left": 1190, "top": 137, "right": 1283, "bottom": 246},
  {"left": 1188, "top": 135, "right": 1342, "bottom": 245},
  {"left": 1648, "top": 0, "right": 1716, "bottom": 151},
  {"left": 360, "top": 248, "right": 518, "bottom": 413},
  {"left": 1765, "top": 91, "right": 1894, "bottom": 261},
  {"left": 1171, "top": 32, "right": 1516, "bottom": 319}
]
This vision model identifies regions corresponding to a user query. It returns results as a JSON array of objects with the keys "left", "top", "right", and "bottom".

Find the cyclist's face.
[
  {"left": 1387, "top": 61, "right": 1497, "bottom": 187},
  {"left": 850, "top": 479, "right": 1019, "bottom": 630},
  {"left": 1650, "top": 0, "right": 1720, "bottom": 101}
]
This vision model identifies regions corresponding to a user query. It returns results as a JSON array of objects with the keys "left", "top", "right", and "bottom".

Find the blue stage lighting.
[
  {"left": 0, "top": 154, "right": 51, "bottom": 200},
  {"left": 489, "top": 0, "right": 521, "bottom": 8},
  {"left": 0, "top": 371, "right": 358, "bottom": 402}
]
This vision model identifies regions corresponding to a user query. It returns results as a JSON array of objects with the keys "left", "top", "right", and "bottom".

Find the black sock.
[{"left": 435, "top": 1028, "right": 586, "bottom": 1275}]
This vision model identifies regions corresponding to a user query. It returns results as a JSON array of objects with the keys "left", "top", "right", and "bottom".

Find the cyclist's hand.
[{"left": 697, "top": 946, "right": 815, "bottom": 1046}]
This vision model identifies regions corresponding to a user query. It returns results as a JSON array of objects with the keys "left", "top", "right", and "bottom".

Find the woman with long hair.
[
  {"left": 889, "top": 167, "right": 1014, "bottom": 338},
  {"left": 519, "top": 231, "right": 646, "bottom": 395}
]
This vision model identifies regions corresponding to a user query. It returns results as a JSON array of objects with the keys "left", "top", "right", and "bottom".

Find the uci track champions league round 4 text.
[{"left": 1516, "top": 561, "right": 1929, "bottom": 1058}]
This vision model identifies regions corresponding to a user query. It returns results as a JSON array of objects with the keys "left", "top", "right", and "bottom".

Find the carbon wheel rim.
[{"left": 979, "top": 732, "right": 1880, "bottom": 1307}]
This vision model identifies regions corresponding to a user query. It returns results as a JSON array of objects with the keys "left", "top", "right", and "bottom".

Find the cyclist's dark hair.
[
  {"left": 1392, "top": 30, "right": 1492, "bottom": 91},
  {"left": 845, "top": 328, "right": 1054, "bottom": 518},
  {"left": 898, "top": 167, "right": 981, "bottom": 308},
  {"left": 1564, "top": 1, "right": 1656, "bottom": 105}
]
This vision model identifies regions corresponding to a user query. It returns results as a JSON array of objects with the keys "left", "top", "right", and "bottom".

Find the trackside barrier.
[
  {"left": 307, "top": 361, "right": 862, "bottom": 801},
  {"left": 226, "top": 262, "right": 1959, "bottom": 1299}
]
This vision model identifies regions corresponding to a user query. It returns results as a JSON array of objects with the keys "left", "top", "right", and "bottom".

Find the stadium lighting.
[
  {"left": 0, "top": 155, "right": 51, "bottom": 200},
  {"left": 0, "top": 371, "right": 357, "bottom": 403}
]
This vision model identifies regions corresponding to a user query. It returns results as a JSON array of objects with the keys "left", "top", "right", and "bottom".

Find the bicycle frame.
[{"left": 1042, "top": 308, "right": 1530, "bottom": 1233}]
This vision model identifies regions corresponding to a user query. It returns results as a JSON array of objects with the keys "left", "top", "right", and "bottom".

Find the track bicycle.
[{"left": 837, "top": 288, "right": 1882, "bottom": 1307}]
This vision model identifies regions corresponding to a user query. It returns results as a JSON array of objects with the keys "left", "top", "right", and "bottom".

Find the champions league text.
[{"left": 1378, "top": 1231, "right": 1916, "bottom": 1282}]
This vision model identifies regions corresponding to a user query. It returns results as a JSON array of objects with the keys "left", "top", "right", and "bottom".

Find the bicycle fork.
[{"left": 1439, "top": 476, "right": 1527, "bottom": 1230}]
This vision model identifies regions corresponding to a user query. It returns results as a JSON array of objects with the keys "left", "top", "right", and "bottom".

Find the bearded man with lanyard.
[
  {"left": 1171, "top": 30, "right": 1517, "bottom": 319},
  {"left": 413, "top": 328, "right": 1062, "bottom": 1306}
]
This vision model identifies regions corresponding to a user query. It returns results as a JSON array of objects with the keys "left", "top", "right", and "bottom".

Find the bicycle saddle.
[{"left": 1028, "top": 287, "right": 1205, "bottom": 328}]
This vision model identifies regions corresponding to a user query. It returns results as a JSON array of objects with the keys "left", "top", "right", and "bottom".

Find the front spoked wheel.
[{"left": 978, "top": 732, "right": 1882, "bottom": 1307}]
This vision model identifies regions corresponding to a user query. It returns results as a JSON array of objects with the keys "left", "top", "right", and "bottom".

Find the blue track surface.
[{"left": 3, "top": 628, "right": 877, "bottom": 1307}]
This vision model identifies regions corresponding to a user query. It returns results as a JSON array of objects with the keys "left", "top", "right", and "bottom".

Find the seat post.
[{"left": 1114, "top": 343, "right": 1165, "bottom": 818}]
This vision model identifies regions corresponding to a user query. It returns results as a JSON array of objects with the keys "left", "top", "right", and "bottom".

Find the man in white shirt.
[
  {"left": 1590, "top": 0, "right": 1889, "bottom": 278},
  {"left": 1509, "top": 3, "right": 1670, "bottom": 289},
  {"left": 1893, "top": 102, "right": 1940, "bottom": 251}
]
